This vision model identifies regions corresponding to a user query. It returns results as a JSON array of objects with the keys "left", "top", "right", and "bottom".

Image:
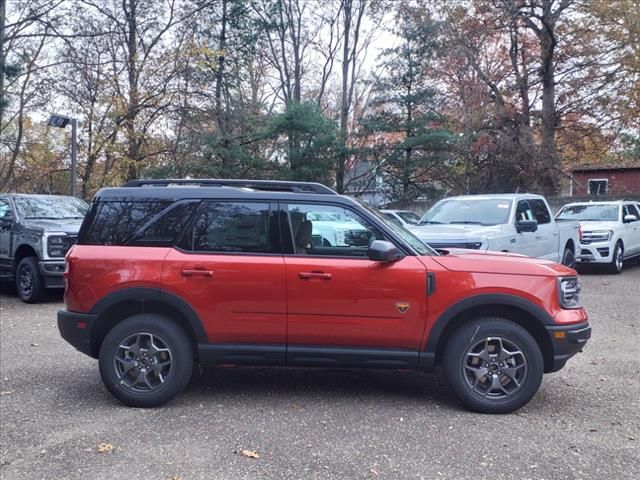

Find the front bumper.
[
  {"left": 577, "top": 241, "right": 613, "bottom": 264},
  {"left": 546, "top": 321, "right": 591, "bottom": 372},
  {"left": 58, "top": 309, "right": 98, "bottom": 358},
  {"left": 39, "top": 260, "right": 66, "bottom": 288}
]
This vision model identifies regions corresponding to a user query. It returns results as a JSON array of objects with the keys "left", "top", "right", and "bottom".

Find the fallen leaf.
[
  {"left": 97, "top": 443, "right": 114, "bottom": 453},
  {"left": 30, "top": 343, "right": 39, "bottom": 347},
  {"left": 169, "top": 476, "right": 182, "bottom": 480},
  {"left": 0, "top": 391, "right": 14, "bottom": 396},
  {"left": 239, "top": 449, "right": 259, "bottom": 459}
]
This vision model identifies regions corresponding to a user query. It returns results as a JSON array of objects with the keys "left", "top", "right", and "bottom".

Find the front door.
[
  {"left": 281, "top": 202, "right": 428, "bottom": 362},
  {"left": 162, "top": 200, "right": 287, "bottom": 359},
  {"left": 0, "top": 198, "right": 14, "bottom": 277},
  {"left": 528, "top": 198, "right": 557, "bottom": 261},
  {"left": 513, "top": 200, "right": 539, "bottom": 258}
]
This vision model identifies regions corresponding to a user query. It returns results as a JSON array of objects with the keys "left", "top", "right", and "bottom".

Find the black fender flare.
[
  {"left": 89, "top": 287, "right": 208, "bottom": 344},
  {"left": 419, "top": 293, "right": 554, "bottom": 370}
]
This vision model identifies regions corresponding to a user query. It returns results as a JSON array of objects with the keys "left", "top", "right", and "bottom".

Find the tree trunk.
[{"left": 125, "top": 0, "right": 140, "bottom": 181}]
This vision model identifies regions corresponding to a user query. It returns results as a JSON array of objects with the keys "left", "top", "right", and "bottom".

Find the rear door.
[
  {"left": 162, "top": 200, "right": 287, "bottom": 362},
  {"left": 528, "top": 198, "right": 557, "bottom": 261},
  {"left": 281, "top": 202, "right": 428, "bottom": 366}
]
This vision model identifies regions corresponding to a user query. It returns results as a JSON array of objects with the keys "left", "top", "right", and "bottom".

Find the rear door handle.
[
  {"left": 298, "top": 272, "right": 332, "bottom": 280},
  {"left": 181, "top": 269, "right": 214, "bottom": 277}
]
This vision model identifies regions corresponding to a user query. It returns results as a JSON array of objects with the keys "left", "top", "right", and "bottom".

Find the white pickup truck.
[
  {"left": 555, "top": 200, "right": 640, "bottom": 273},
  {"left": 409, "top": 194, "right": 581, "bottom": 266}
]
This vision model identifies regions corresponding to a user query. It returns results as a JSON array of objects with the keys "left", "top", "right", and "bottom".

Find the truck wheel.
[
  {"left": 16, "top": 257, "right": 45, "bottom": 303},
  {"left": 99, "top": 314, "right": 194, "bottom": 408},
  {"left": 443, "top": 318, "right": 543, "bottom": 414},
  {"left": 561, "top": 247, "right": 575, "bottom": 268},
  {"left": 607, "top": 242, "right": 623, "bottom": 274}
]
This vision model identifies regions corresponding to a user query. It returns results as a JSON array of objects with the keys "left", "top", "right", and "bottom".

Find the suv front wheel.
[
  {"left": 443, "top": 318, "right": 543, "bottom": 414},
  {"left": 99, "top": 314, "right": 194, "bottom": 407}
]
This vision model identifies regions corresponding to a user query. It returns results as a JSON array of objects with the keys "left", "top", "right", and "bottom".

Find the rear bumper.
[
  {"left": 546, "top": 321, "right": 591, "bottom": 372},
  {"left": 57, "top": 309, "right": 98, "bottom": 358}
]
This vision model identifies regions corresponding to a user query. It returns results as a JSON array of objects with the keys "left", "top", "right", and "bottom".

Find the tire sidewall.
[
  {"left": 99, "top": 314, "right": 194, "bottom": 408},
  {"left": 610, "top": 243, "right": 623, "bottom": 274},
  {"left": 444, "top": 318, "right": 543, "bottom": 414},
  {"left": 16, "top": 257, "right": 44, "bottom": 303},
  {"left": 562, "top": 248, "right": 575, "bottom": 268}
]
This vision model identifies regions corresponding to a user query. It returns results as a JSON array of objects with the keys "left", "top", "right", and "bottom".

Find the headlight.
[
  {"left": 582, "top": 230, "right": 612, "bottom": 242},
  {"left": 557, "top": 276, "right": 581, "bottom": 309},
  {"left": 47, "top": 235, "right": 76, "bottom": 258}
]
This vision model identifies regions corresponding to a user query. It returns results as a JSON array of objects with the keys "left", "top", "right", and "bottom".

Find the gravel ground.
[{"left": 1, "top": 264, "right": 639, "bottom": 480}]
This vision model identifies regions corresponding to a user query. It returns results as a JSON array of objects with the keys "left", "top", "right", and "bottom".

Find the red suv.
[{"left": 58, "top": 179, "right": 591, "bottom": 413}]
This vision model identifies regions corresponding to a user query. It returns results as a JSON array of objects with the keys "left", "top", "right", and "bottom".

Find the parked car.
[
  {"left": 555, "top": 200, "right": 640, "bottom": 273},
  {"left": 380, "top": 209, "right": 422, "bottom": 228},
  {"left": 0, "top": 194, "right": 88, "bottom": 302},
  {"left": 58, "top": 179, "right": 590, "bottom": 414},
  {"left": 305, "top": 210, "right": 371, "bottom": 247},
  {"left": 409, "top": 194, "right": 580, "bottom": 267}
]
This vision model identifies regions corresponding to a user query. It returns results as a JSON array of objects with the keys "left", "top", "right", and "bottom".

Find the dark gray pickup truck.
[{"left": 0, "top": 194, "right": 88, "bottom": 302}]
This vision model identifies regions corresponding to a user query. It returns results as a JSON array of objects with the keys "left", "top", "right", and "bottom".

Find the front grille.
[{"left": 428, "top": 242, "right": 483, "bottom": 250}]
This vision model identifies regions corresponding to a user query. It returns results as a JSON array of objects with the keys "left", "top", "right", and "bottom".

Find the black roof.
[{"left": 94, "top": 179, "right": 346, "bottom": 204}]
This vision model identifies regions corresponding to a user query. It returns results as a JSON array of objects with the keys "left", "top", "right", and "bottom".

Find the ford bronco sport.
[{"left": 58, "top": 179, "right": 591, "bottom": 413}]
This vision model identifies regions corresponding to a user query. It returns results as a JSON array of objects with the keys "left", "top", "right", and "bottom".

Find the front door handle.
[
  {"left": 181, "top": 269, "right": 214, "bottom": 277},
  {"left": 298, "top": 272, "right": 332, "bottom": 280}
]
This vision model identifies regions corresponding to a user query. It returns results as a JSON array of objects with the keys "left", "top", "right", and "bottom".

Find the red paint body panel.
[
  {"left": 65, "top": 245, "right": 588, "bottom": 348},
  {"left": 161, "top": 249, "right": 287, "bottom": 344},
  {"left": 64, "top": 245, "right": 171, "bottom": 313},
  {"left": 284, "top": 256, "right": 428, "bottom": 349}
]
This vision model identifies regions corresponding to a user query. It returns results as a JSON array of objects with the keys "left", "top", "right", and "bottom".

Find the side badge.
[{"left": 395, "top": 302, "right": 411, "bottom": 314}]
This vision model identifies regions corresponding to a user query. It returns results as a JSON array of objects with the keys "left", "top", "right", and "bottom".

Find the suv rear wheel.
[
  {"left": 99, "top": 314, "right": 194, "bottom": 407},
  {"left": 16, "top": 257, "right": 44, "bottom": 303},
  {"left": 443, "top": 318, "right": 543, "bottom": 414}
]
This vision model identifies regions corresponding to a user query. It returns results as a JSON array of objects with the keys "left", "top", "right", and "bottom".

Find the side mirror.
[
  {"left": 368, "top": 240, "right": 403, "bottom": 262},
  {"left": 623, "top": 214, "right": 638, "bottom": 223},
  {"left": 516, "top": 219, "right": 538, "bottom": 233}
]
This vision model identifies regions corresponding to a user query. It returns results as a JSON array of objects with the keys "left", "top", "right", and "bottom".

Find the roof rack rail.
[{"left": 121, "top": 179, "right": 337, "bottom": 195}]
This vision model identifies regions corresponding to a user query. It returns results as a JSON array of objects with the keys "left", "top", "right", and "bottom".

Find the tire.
[
  {"left": 15, "top": 257, "right": 45, "bottom": 303},
  {"left": 99, "top": 314, "right": 194, "bottom": 407},
  {"left": 561, "top": 246, "right": 575, "bottom": 268},
  {"left": 443, "top": 318, "right": 543, "bottom": 414},
  {"left": 607, "top": 242, "right": 623, "bottom": 274}
]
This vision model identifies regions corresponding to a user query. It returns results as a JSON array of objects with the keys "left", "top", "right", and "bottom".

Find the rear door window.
[
  {"left": 182, "top": 201, "right": 278, "bottom": 254},
  {"left": 529, "top": 199, "right": 551, "bottom": 224}
]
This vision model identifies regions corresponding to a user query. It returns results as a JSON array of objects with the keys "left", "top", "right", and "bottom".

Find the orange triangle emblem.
[{"left": 395, "top": 302, "right": 411, "bottom": 314}]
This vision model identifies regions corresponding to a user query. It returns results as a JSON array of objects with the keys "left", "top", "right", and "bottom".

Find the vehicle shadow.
[
  {"left": 183, "top": 365, "right": 461, "bottom": 409},
  {"left": 576, "top": 257, "right": 640, "bottom": 275}
]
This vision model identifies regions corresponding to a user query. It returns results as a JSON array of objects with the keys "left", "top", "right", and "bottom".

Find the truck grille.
[{"left": 427, "top": 242, "right": 483, "bottom": 250}]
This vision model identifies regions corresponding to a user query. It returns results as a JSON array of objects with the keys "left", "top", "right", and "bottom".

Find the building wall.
[{"left": 572, "top": 169, "right": 640, "bottom": 196}]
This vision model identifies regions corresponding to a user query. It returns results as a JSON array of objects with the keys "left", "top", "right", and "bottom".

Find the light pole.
[{"left": 47, "top": 114, "right": 78, "bottom": 197}]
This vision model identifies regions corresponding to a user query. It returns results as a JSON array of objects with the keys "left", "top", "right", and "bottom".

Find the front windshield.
[
  {"left": 396, "top": 211, "right": 421, "bottom": 224},
  {"left": 420, "top": 199, "right": 512, "bottom": 226},
  {"left": 14, "top": 196, "right": 88, "bottom": 220},
  {"left": 357, "top": 201, "right": 435, "bottom": 256},
  {"left": 556, "top": 204, "right": 619, "bottom": 222}
]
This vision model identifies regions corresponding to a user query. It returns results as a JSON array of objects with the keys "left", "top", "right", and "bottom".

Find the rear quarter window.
[{"left": 81, "top": 200, "right": 171, "bottom": 245}]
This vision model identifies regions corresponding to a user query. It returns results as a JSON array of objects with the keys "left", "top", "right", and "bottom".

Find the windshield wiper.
[
  {"left": 23, "top": 216, "right": 60, "bottom": 219},
  {"left": 449, "top": 221, "right": 484, "bottom": 225},
  {"left": 61, "top": 216, "right": 85, "bottom": 219},
  {"left": 417, "top": 220, "right": 443, "bottom": 225}
]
